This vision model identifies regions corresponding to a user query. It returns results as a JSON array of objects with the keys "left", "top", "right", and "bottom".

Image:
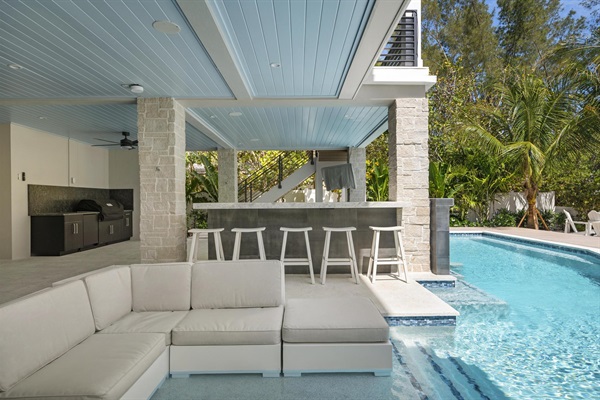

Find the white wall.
[
  {"left": 69, "top": 140, "right": 109, "bottom": 188},
  {"left": 6, "top": 124, "right": 113, "bottom": 259},
  {"left": 0, "top": 125, "right": 12, "bottom": 259},
  {"left": 109, "top": 150, "right": 140, "bottom": 240},
  {"left": 10, "top": 124, "right": 70, "bottom": 259}
]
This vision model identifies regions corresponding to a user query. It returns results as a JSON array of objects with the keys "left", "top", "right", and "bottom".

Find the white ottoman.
[{"left": 282, "top": 297, "right": 392, "bottom": 377}]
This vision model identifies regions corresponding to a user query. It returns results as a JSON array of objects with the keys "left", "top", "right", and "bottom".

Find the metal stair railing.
[{"left": 238, "top": 151, "right": 313, "bottom": 202}]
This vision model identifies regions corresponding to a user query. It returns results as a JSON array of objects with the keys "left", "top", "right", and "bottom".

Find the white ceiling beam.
[
  {"left": 338, "top": 0, "right": 410, "bottom": 100},
  {"left": 178, "top": 98, "right": 393, "bottom": 108},
  {"left": 185, "top": 109, "right": 234, "bottom": 149},
  {"left": 176, "top": 0, "right": 252, "bottom": 101},
  {"left": 0, "top": 98, "right": 136, "bottom": 106}
]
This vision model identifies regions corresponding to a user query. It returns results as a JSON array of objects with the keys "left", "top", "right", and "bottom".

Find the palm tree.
[{"left": 460, "top": 69, "right": 599, "bottom": 229}]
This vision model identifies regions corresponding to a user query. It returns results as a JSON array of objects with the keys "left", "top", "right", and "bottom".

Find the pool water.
[{"left": 414, "top": 235, "right": 600, "bottom": 399}]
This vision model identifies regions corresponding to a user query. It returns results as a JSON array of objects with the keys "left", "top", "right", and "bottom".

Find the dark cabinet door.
[
  {"left": 63, "top": 215, "right": 84, "bottom": 252},
  {"left": 82, "top": 214, "right": 99, "bottom": 247},
  {"left": 99, "top": 219, "right": 124, "bottom": 244}
]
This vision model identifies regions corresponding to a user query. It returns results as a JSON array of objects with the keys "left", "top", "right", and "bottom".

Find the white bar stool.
[
  {"left": 366, "top": 226, "right": 409, "bottom": 283},
  {"left": 231, "top": 227, "right": 267, "bottom": 261},
  {"left": 320, "top": 227, "right": 359, "bottom": 285},
  {"left": 280, "top": 227, "right": 315, "bottom": 284},
  {"left": 188, "top": 228, "right": 225, "bottom": 263}
]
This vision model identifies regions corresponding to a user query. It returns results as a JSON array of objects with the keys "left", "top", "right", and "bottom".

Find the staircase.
[{"left": 238, "top": 152, "right": 314, "bottom": 202}]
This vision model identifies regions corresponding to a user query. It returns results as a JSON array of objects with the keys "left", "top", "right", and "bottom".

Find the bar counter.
[{"left": 193, "top": 202, "right": 408, "bottom": 274}]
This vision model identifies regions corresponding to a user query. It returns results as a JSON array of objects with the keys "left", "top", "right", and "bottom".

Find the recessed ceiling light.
[
  {"left": 250, "top": 138, "right": 259, "bottom": 142},
  {"left": 270, "top": 62, "right": 281, "bottom": 68},
  {"left": 121, "top": 84, "right": 144, "bottom": 94},
  {"left": 152, "top": 20, "right": 181, "bottom": 34},
  {"left": 210, "top": 115, "right": 216, "bottom": 119},
  {"left": 7, "top": 63, "right": 24, "bottom": 70},
  {"left": 229, "top": 112, "right": 243, "bottom": 117},
  {"left": 38, "top": 116, "right": 47, "bottom": 120}
]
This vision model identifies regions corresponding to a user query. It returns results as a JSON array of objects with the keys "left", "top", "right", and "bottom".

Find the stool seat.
[
  {"left": 188, "top": 228, "right": 225, "bottom": 263},
  {"left": 367, "top": 226, "right": 408, "bottom": 283},
  {"left": 280, "top": 227, "right": 313, "bottom": 233},
  {"left": 320, "top": 226, "right": 359, "bottom": 285},
  {"left": 280, "top": 227, "right": 314, "bottom": 284},
  {"left": 232, "top": 227, "right": 266, "bottom": 261}
]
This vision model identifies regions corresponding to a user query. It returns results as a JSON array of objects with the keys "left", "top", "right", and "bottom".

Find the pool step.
[{"left": 392, "top": 338, "right": 507, "bottom": 400}]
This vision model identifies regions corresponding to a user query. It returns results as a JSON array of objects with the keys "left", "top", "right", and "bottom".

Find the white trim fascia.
[
  {"left": 366, "top": 67, "right": 437, "bottom": 91},
  {"left": 176, "top": 0, "right": 252, "bottom": 101},
  {"left": 338, "top": 0, "right": 410, "bottom": 100},
  {"left": 185, "top": 110, "right": 234, "bottom": 149}
]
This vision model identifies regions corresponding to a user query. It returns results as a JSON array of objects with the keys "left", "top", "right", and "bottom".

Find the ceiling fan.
[{"left": 92, "top": 132, "right": 138, "bottom": 150}]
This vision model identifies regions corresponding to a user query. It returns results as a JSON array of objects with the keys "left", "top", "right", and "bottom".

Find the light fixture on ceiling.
[
  {"left": 210, "top": 115, "right": 216, "bottom": 119},
  {"left": 250, "top": 138, "right": 259, "bottom": 142},
  {"left": 229, "top": 112, "right": 243, "bottom": 117},
  {"left": 270, "top": 62, "right": 281, "bottom": 68},
  {"left": 38, "top": 116, "right": 47, "bottom": 120},
  {"left": 152, "top": 20, "right": 181, "bottom": 34},
  {"left": 128, "top": 84, "right": 144, "bottom": 94},
  {"left": 7, "top": 63, "right": 24, "bottom": 70}
]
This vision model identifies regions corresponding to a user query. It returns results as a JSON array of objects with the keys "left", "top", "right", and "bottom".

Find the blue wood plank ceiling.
[{"left": 0, "top": 0, "right": 420, "bottom": 151}]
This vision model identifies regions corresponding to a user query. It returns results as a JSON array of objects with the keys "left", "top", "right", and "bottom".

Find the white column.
[
  {"left": 137, "top": 97, "right": 187, "bottom": 263},
  {"left": 218, "top": 149, "right": 238, "bottom": 203},
  {"left": 388, "top": 98, "right": 430, "bottom": 272}
]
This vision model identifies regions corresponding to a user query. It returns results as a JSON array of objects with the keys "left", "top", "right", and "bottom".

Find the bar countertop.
[{"left": 193, "top": 201, "right": 409, "bottom": 210}]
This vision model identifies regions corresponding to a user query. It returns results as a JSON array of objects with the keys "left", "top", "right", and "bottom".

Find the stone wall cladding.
[
  {"left": 348, "top": 147, "right": 367, "bottom": 202},
  {"left": 218, "top": 149, "right": 238, "bottom": 203},
  {"left": 137, "top": 97, "right": 186, "bottom": 263},
  {"left": 388, "top": 98, "right": 430, "bottom": 272}
]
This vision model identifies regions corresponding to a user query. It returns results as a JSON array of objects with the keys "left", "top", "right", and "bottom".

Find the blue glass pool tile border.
[
  {"left": 385, "top": 315, "right": 456, "bottom": 327},
  {"left": 417, "top": 280, "right": 455, "bottom": 288},
  {"left": 451, "top": 232, "right": 600, "bottom": 261}
]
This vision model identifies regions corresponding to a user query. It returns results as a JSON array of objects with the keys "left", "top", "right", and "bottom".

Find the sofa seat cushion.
[
  {"left": 172, "top": 306, "right": 284, "bottom": 346},
  {"left": 99, "top": 311, "right": 188, "bottom": 345},
  {"left": 0, "top": 333, "right": 165, "bottom": 400},
  {"left": 282, "top": 298, "right": 389, "bottom": 343}
]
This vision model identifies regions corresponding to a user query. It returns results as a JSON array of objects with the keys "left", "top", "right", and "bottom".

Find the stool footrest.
[{"left": 282, "top": 258, "right": 311, "bottom": 263}]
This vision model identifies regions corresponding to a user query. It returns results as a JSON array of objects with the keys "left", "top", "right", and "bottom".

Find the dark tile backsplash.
[{"left": 28, "top": 185, "right": 134, "bottom": 215}]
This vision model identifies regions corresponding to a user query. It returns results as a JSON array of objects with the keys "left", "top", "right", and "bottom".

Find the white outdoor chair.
[
  {"left": 591, "top": 221, "right": 600, "bottom": 238},
  {"left": 588, "top": 210, "right": 600, "bottom": 235},
  {"left": 563, "top": 210, "right": 589, "bottom": 235}
]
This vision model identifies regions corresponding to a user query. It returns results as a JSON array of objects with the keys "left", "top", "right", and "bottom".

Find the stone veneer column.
[
  {"left": 218, "top": 149, "right": 238, "bottom": 203},
  {"left": 348, "top": 147, "right": 366, "bottom": 202},
  {"left": 137, "top": 98, "right": 187, "bottom": 263},
  {"left": 388, "top": 98, "right": 430, "bottom": 272}
]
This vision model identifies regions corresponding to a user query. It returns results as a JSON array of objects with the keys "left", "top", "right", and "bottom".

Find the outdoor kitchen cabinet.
[
  {"left": 31, "top": 212, "right": 99, "bottom": 256},
  {"left": 98, "top": 219, "right": 123, "bottom": 244}
]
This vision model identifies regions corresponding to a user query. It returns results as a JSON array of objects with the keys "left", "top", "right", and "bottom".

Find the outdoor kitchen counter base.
[{"left": 194, "top": 202, "right": 408, "bottom": 274}]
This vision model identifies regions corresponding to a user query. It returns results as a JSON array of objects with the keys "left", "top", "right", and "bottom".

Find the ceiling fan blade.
[
  {"left": 94, "top": 138, "right": 119, "bottom": 144},
  {"left": 132, "top": 140, "right": 138, "bottom": 145},
  {"left": 92, "top": 144, "right": 120, "bottom": 146}
]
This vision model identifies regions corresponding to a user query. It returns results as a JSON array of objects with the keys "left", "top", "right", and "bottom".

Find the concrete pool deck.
[
  {"left": 451, "top": 227, "right": 600, "bottom": 253},
  {"left": 1, "top": 226, "right": 596, "bottom": 312}
]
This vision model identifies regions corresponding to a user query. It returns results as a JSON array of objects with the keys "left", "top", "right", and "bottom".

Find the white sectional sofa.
[
  {"left": 0, "top": 259, "right": 390, "bottom": 400},
  {"left": 0, "top": 260, "right": 285, "bottom": 399}
]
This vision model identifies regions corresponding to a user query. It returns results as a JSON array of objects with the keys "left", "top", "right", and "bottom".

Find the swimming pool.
[{"left": 404, "top": 233, "right": 600, "bottom": 399}]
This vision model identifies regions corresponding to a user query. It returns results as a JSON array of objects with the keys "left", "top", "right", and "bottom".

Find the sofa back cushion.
[
  {"left": 131, "top": 263, "right": 191, "bottom": 311},
  {"left": 191, "top": 260, "right": 284, "bottom": 309},
  {"left": 84, "top": 266, "right": 132, "bottom": 330},
  {"left": 0, "top": 281, "right": 95, "bottom": 392}
]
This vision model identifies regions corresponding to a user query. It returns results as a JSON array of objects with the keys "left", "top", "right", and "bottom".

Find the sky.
[{"left": 484, "top": 0, "right": 589, "bottom": 20}]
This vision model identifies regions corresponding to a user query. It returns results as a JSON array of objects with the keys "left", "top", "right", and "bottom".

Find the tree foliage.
[{"left": 421, "top": 0, "right": 600, "bottom": 227}]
